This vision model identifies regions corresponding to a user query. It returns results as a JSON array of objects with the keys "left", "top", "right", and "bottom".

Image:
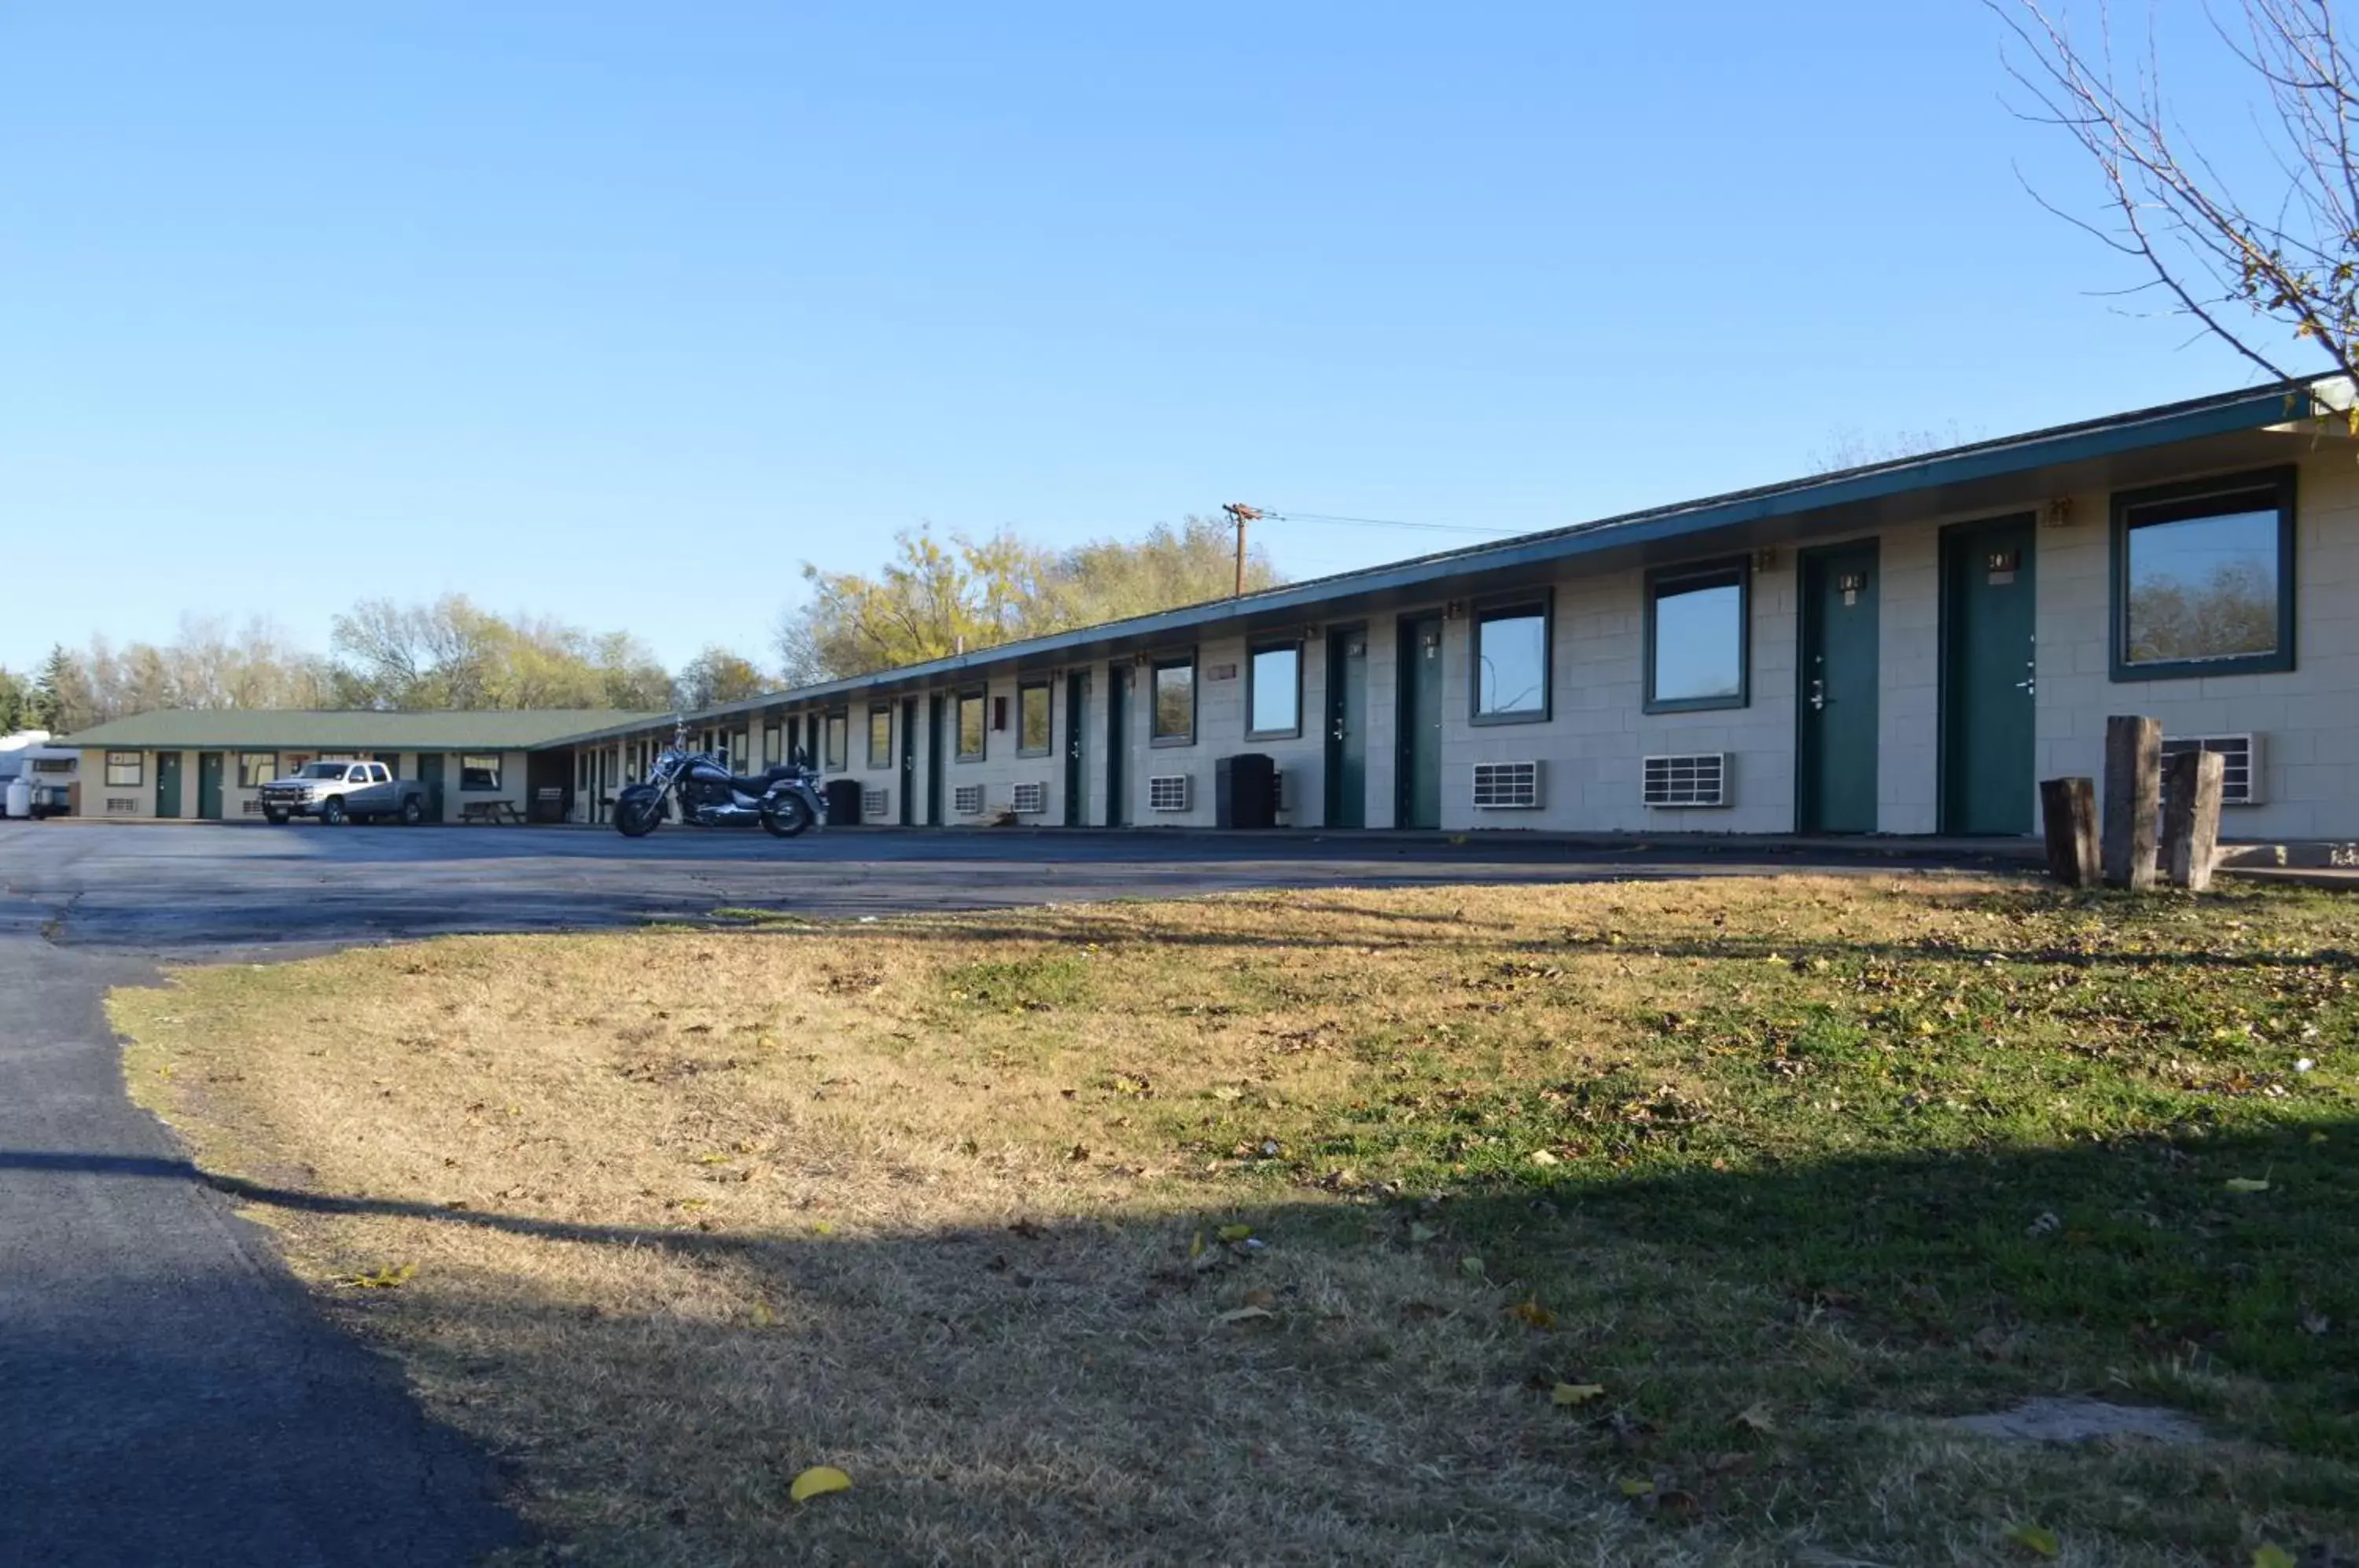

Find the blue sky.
[{"left": 0, "top": 2, "right": 2309, "bottom": 675}]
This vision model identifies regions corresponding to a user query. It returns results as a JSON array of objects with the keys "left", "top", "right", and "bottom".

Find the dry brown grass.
[{"left": 112, "top": 874, "right": 2359, "bottom": 1566}]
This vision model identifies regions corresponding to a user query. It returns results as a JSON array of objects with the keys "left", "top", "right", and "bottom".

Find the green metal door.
[
  {"left": 417, "top": 753, "right": 447, "bottom": 823},
  {"left": 1941, "top": 517, "right": 2038, "bottom": 834},
  {"left": 1063, "top": 672, "right": 1087, "bottom": 826},
  {"left": 196, "top": 753, "right": 224, "bottom": 820},
  {"left": 153, "top": 752, "right": 182, "bottom": 819},
  {"left": 926, "top": 697, "right": 947, "bottom": 825},
  {"left": 900, "top": 698, "right": 919, "bottom": 826},
  {"left": 1798, "top": 543, "right": 1880, "bottom": 833},
  {"left": 1324, "top": 627, "right": 1367, "bottom": 827},
  {"left": 1397, "top": 614, "right": 1444, "bottom": 830},
  {"left": 1106, "top": 669, "right": 1130, "bottom": 827}
]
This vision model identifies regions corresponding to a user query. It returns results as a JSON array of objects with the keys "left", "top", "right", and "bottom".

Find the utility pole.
[{"left": 1221, "top": 503, "right": 1265, "bottom": 597}]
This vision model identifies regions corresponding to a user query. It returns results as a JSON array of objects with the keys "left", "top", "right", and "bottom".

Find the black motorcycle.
[{"left": 613, "top": 724, "right": 825, "bottom": 839}]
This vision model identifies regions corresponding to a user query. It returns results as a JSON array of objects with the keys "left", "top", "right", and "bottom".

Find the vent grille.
[
  {"left": 2161, "top": 733, "right": 2261, "bottom": 806},
  {"left": 1471, "top": 760, "right": 1541, "bottom": 809},
  {"left": 1148, "top": 774, "right": 1191, "bottom": 812},
  {"left": 1010, "top": 781, "right": 1047, "bottom": 815},
  {"left": 107, "top": 798, "right": 137, "bottom": 814},
  {"left": 241, "top": 799, "right": 267, "bottom": 815},
  {"left": 953, "top": 783, "right": 984, "bottom": 815},
  {"left": 862, "top": 787, "right": 889, "bottom": 819},
  {"left": 1643, "top": 753, "right": 1728, "bottom": 808}
]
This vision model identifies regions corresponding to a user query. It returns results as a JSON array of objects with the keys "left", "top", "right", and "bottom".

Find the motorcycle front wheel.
[
  {"left": 761, "top": 796, "right": 812, "bottom": 838},
  {"left": 615, "top": 793, "right": 664, "bottom": 838}
]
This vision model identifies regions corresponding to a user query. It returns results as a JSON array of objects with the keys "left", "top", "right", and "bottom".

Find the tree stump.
[
  {"left": 2162, "top": 749, "right": 2226, "bottom": 892},
  {"left": 2040, "top": 777, "right": 2100, "bottom": 887},
  {"left": 2101, "top": 716, "right": 2161, "bottom": 891}
]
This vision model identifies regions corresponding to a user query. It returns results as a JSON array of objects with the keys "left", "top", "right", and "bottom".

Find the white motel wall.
[
  {"left": 562, "top": 414, "right": 2359, "bottom": 846},
  {"left": 75, "top": 749, "right": 537, "bottom": 823}
]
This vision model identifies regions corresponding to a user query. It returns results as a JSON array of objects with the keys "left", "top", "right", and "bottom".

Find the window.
[
  {"left": 868, "top": 705, "right": 893, "bottom": 768},
  {"left": 105, "top": 751, "right": 142, "bottom": 786},
  {"left": 1646, "top": 561, "right": 1749, "bottom": 712},
  {"left": 367, "top": 764, "right": 392, "bottom": 784},
  {"left": 763, "top": 726, "right": 781, "bottom": 767},
  {"left": 2112, "top": 467, "right": 2296, "bottom": 679},
  {"left": 731, "top": 732, "right": 749, "bottom": 771},
  {"left": 823, "top": 712, "right": 848, "bottom": 771},
  {"left": 1151, "top": 655, "right": 1195, "bottom": 745},
  {"left": 957, "top": 691, "right": 987, "bottom": 760},
  {"left": 1017, "top": 682, "right": 1052, "bottom": 756},
  {"left": 459, "top": 754, "right": 502, "bottom": 791},
  {"left": 1472, "top": 599, "right": 1551, "bottom": 723},
  {"left": 1246, "top": 642, "right": 1301, "bottom": 738}
]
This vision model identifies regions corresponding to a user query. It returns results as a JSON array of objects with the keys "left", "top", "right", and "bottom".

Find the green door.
[
  {"left": 1941, "top": 517, "right": 2038, "bottom": 834},
  {"left": 417, "top": 753, "right": 447, "bottom": 823},
  {"left": 1397, "top": 613, "right": 1444, "bottom": 830},
  {"left": 1105, "top": 669, "right": 1130, "bottom": 827},
  {"left": 1063, "top": 672, "right": 1087, "bottom": 826},
  {"left": 902, "top": 698, "right": 920, "bottom": 826},
  {"left": 926, "top": 697, "right": 948, "bottom": 825},
  {"left": 1324, "top": 627, "right": 1367, "bottom": 827},
  {"left": 1798, "top": 543, "right": 1880, "bottom": 833},
  {"left": 153, "top": 752, "right": 182, "bottom": 819},
  {"left": 196, "top": 753, "right": 225, "bottom": 820}
]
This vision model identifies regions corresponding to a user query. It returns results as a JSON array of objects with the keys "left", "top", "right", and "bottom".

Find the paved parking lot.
[{"left": 0, "top": 819, "right": 2001, "bottom": 1566}]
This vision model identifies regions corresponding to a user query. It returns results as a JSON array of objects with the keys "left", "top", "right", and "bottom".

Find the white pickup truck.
[{"left": 257, "top": 760, "right": 432, "bottom": 826}]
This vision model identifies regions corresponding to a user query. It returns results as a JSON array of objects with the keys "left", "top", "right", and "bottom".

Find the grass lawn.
[{"left": 115, "top": 874, "right": 2357, "bottom": 1566}]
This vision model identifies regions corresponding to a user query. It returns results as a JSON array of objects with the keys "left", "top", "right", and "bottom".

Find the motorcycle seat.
[{"left": 723, "top": 766, "right": 797, "bottom": 793}]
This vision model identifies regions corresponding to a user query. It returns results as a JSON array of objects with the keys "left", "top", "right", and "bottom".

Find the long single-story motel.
[{"left": 61, "top": 377, "right": 2359, "bottom": 845}]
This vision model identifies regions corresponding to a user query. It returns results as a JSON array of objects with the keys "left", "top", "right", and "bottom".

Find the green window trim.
[
  {"left": 867, "top": 705, "right": 893, "bottom": 769},
  {"left": 1150, "top": 653, "right": 1197, "bottom": 746},
  {"left": 104, "top": 751, "right": 143, "bottom": 787},
  {"left": 1469, "top": 594, "right": 1553, "bottom": 726},
  {"left": 1245, "top": 640, "right": 1304, "bottom": 739},
  {"left": 955, "top": 690, "right": 988, "bottom": 761},
  {"left": 1015, "top": 681, "right": 1054, "bottom": 758},
  {"left": 2110, "top": 466, "right": 2296, "bottom": 682},
  {"left": 1643, "top": 558, "right": 1751, "bottom": 714}
]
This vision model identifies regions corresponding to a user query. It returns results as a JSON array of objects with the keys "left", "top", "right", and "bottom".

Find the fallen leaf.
[
  {"left": 749, "top": 1300, "right": 774, "bottom": 1328},
  {"left": 1527, "top": 1148, "right": 1560, "bottom": 1167},
  {"left": 1216, "top": 1224, "right": 1253, "bottom": 1242},
  {"left": 1552, "top": 1382, "right": 1605, "bottom": 1406},
  {"left": 1459, "top": 1254, "right": 1486, "bottom": 1279},
  {"left": 789, "top": 1465, "right": 852, "bottom": 1504},
  {"left": 1408, "top": 1222, "right": 1439, "bottom": 1245},
  {"left": 2004, "top": 1523, "right": 2059, "bottom": 1559},
  {"left": 2225, "top": 1178, "right": 2271, "bottom": 1193},
  {"left": 340, "top": 1263, "right": 418, "bottom": 1290},
  {"left": 1215, "top": 1305, "right": 1275, "bottom": 1326},
  {"left": 1733, "top": 1401, "right": 1777, "bottom": 1434},
  {"left": 1617, "top": 1477, "right": 1654, "bottom": 1497},
  {"left": 1241, "top": 1288, "right": 1276, "bottom": 1309},
  {"left": 2253, "top": 1548, "right": 2297, "bottom": 1568},
  {"left": 1507, "top": 1297, "right": 1557, "bottom": 1330},
  {"left": 1189, "top": 1231, "right": 1206, "bottom": 1259},
  {"left": 809, "top": 1220, "right": 836, "bottom": 1236}
]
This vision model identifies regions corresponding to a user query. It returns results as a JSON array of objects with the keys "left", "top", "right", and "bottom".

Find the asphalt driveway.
[{"left": 0, "top": 820, "right": 2008, "bottom": 1565}]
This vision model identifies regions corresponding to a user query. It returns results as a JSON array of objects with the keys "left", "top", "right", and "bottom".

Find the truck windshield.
[{"left": 293, "top": 763, "right": 350, "bottom": 778}]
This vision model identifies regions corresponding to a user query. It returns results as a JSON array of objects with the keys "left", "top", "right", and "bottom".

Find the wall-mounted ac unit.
[
  {"left": 1147, "top": 774, "right": 1191, "bottom": 812},
  {"left": 862, "top": 787, "right": 889, "bottom": 819},
  {"left": 1010, "top": 781, "right": 1047, "bottom": 815},
  {"left": 1643, "top": 753, "right": 1728, "bottom": 808},
  {"left": 1272, "top": 768, "right": 1286, "bottom": 812},
  {"left": 1471, "top": 760, "right": 1541, "bottom": 809},
  {"left": 953, "top": 783, "right": 985, "bottom": 815},
  {"left": 2161, "top": 733, "right": 2262, "bottom": 805}
]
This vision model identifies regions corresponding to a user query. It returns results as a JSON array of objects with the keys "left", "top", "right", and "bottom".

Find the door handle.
[{"left": 1809, "top": 679, "right": 1827, "bottom": 712}]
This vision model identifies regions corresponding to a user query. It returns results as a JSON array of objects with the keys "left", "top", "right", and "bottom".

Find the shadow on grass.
[{"left": 9, "top": 1113, "right": 2355, "bottom": 1563}]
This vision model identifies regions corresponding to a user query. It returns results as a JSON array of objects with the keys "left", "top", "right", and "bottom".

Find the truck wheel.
[
  {"left": 399, "top": 796, "right": 425, "bottom": 826},
  {"left": 320, "top": 797, "right": 348, "bottom": 826},
  {"left": 263, "top": 809, "right": 289, "bottom": 825}
]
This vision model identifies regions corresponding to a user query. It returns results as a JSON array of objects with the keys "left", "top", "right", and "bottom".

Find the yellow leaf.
[
  {"left": 1507, "top": 1297, "right": 1556, "bottom": 1330},
  {"left": 750, "top": 1300, "right": 774, "bottom": 1328},
  {"left": 341, "top": 1262, "right": 418, "bottom": 1290},
  {"left": 1618, "top": 1477, "right": 1654, "bottom": 1496},
  {"left": 2005, "top": 1523, "right": 2059, "bottom": 1558},
  {"left": 1216, "top": 1224, "right": 1253, "bottom": 1242},
  {"left": 789, "top": 1465, "right": 852, "bottom": 1504},
  {"left": 2254, "top": 1547, "right": 2298, "bottom": 1568},
  {"left": 1552, "top": 1382, "right": 1605, "bottom": 1406},
  {"left": 1734, "top": 1400, "right": 1777, "bottom": 1433},
  {"left": 1528, "top": 1148, "right": 1561, "bottom": 1167},
  {"left": 810, "top": 1220, "right": 837, "bottom": 1235},
  {"left": 2225, "top": 1178, "right": 2271, "bottom": 1193},
  {"left": 1189, "top": 1231, "right": 1206, "bottom": 1258}
]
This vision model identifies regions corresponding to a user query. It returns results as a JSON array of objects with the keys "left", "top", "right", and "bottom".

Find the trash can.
[
  {"left": 824, "top": 778, "right": 863, "bottom": 826},
  {"left": 1214, "top": 753, "right": 1277, "bottom": 829},
  {"left": 3, "top": 777, "right": 30, "bottom": 820}
]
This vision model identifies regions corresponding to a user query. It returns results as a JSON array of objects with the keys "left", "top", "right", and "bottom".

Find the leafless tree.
[{"left": 1999, "top": 0, "right": 2359, "bottom": 402}]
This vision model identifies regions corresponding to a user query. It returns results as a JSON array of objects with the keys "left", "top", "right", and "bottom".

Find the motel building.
[{"left": 61, "top": 378, "right": 2359, "bottom": 849}]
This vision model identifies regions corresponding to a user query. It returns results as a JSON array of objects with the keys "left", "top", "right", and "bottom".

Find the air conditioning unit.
[
  {"left": 862, "top": 787, "right": 889, "bottom": 819},
  {"left": 953, "top": 783, "right": 985, "bottom": 815},
  {"left": 107, "top": 798, "right": 137, "bottom": 814},
  {"left": 2161, "top": 733, "right": 2262, "bottom": 805},
  {"left": 1471, "top": 760, "right": 1542, "bottom": 809},
  {"left": 1010, "top": 781, "right": 1047, "bottom": 815},
  {"left": 1147, "top": 774, "right": 1191, "bottom": 812},
  {"left": 1643, "top": 753, "right": 1728, "bottom": 808}
]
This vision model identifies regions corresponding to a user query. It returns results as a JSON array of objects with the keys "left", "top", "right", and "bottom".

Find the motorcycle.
[{"left": 613, "top": 723, "right": 825, "bottom": 840}]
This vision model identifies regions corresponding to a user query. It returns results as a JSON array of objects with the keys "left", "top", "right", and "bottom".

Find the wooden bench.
[{"left": 458, "top": 800, "right": 527, "bottom": 826}]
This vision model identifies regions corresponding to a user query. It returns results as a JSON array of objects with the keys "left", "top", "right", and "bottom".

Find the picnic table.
[{"left": 458, "top": 800, "right": 528, "bottom": 825}]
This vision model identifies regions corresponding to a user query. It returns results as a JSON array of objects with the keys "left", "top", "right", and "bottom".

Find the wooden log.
[
  {"left": 2101, "top": 715, "right": 2161, "bottom": 891},
  {"left": 2163, "top": 749, "right": 2226, "bottom": 892},
  {"left": 2039, "top": 777, "right": 2100, "bottom": 887}
]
